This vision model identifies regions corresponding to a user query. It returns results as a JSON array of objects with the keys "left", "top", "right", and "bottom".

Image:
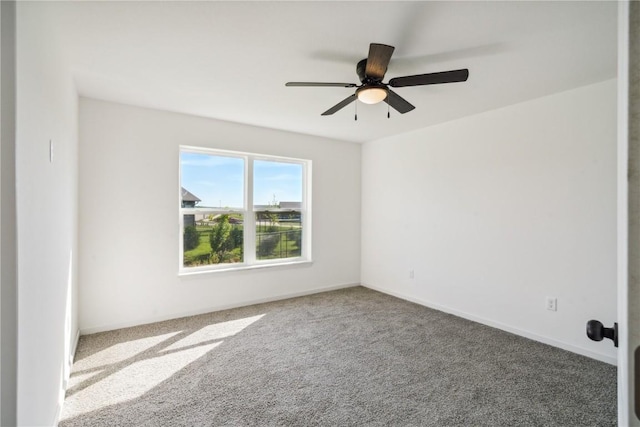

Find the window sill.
[{"left": 178, "top": 259, "right": 313, "bottom": 277}]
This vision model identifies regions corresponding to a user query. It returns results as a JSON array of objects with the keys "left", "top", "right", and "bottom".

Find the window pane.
[
  {"left": 253, "top": 160, "right": 302, "bottom": 209},
  {"left": 180, "top": 152, "right": 244, "bottom": 210},
  {"left": 255, "top": 211, "right": 302, "bottom": 260},
  {"left": 183, "top": 214, "right": 244, "bottom": 267}
]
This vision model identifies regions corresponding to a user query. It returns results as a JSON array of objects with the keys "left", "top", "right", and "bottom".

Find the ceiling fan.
[{"left": 286, "top": 43, "right": 469, "bottom": 117}]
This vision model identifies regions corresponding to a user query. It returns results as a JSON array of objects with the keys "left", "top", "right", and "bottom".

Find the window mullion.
[
  {"left": 301, "top": 161, "right": 311, "bottom": 260},
  {"left": 179, "top": 209, "right": 185, "bottom": 272},
  {"left": 244, "top": 156, "right": 256, "bottom": 264}
]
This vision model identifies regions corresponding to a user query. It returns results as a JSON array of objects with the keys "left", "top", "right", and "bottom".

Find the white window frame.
[{"left": 179, "top": 146, "right": 312, "bottom": 275}]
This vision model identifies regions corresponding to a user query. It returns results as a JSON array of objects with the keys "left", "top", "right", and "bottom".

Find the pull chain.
[
  {"left": 355, "top": 99, "right": 358, "bottom": 121},
  {"left": 387, "top": 101, "right": 390, "bottom": 119}
]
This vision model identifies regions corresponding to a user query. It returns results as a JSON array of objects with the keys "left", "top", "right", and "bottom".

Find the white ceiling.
[{"left": 41, "top": 1, "right": 617, "bottom": 143}]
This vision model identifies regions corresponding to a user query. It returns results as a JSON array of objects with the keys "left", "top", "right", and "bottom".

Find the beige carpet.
[{"left": 60, "top": 286, "right": 616, "bottom": 426}]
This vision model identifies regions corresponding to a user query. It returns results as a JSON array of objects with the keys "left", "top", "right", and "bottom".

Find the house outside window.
[
  {"left": 181, "top": 187, "right": 201, "bottom": 228},
  {"left": 179, "top": 146, "right": 311, "bottom": 273}
]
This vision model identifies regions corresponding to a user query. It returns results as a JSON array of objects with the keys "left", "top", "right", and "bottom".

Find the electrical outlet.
[
  {"left": 546, "top": 297, "right": 557, "bottom": 311},
  {"left": 409, "top": 269, "right": 414, "bottom": 279}
]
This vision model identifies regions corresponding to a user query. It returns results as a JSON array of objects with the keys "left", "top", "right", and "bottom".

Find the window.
[{"left": 179, "top": 147, "right": 311, "bottom": 273}]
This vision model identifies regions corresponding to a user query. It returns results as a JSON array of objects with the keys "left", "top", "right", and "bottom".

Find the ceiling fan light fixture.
[{"left": 356, "top": 86, "right": 388, "bottom": 104}]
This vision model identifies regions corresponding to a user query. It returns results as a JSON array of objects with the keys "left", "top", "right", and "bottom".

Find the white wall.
[
  {"left": 78, "top": 98, "right": 361, "bottom": 333},
  {"left": 16, "top": 3, "right": 79, "bottom": 425},
  {"left": 362, "top": 79, "right": 618, "bottom": 364}
]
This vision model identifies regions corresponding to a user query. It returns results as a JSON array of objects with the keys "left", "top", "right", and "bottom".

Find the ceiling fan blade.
[
  {"left": 389, "top": 69, "right": 469, "bottom": 88},
  {"left": 286, "top": 82, "right": 357, "bottom": 88},
  {"left": 384, "top": 89, "right": 415, "bottom": 114},
  {"left": 321, "top": 94, "right": 357, "bottom": 116},
  {"left": 365, "top": 43, "right": 395, "bottom": 81}
]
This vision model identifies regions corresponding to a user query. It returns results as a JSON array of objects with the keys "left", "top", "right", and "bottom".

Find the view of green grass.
[
  {"left": 183, "top": 224, "right": 242, "bottom": 266},
  {"left": 184, "top": 222, "right": 301, "bottom": 267},
  {"left": 183, "top": 226, "right": 217, "bottom": 265},
  {"left": 256, "top": 228, "right": 301, "bottom": 260}
]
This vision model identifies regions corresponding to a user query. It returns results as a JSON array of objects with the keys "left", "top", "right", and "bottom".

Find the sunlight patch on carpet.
[
  {"left": 162, "top": 314, "right": 265, "bottom": 353},
  {"left": 62, "top": 314, "right": 267, "bottom": 421},
  {"left": 61, "top": 341, "right": 222, "bottom": 420},
  {"left": 73, "top": 332, "right": 181, "bottom": 372}
]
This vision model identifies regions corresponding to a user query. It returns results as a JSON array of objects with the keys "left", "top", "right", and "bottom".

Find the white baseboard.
[
  {"left": 70, "top": 329, "right": 80, "bottom": 363},
  {"left": 80, "top": 282, "right": 359, "bottom": 335},
  {"left": 62, "top": 329, "right": 80, "bottom": 390},
  {"left": 69, "top": 329, "right": 80, "bottom": 372},
  {"left": 362, "top": 283, "right": 617, "bottom": 366},
  {"left": 56, "top": 329, "right": 80, "bottom": 426},
  {"left": 53, "top": 403, "right": 62, "bottom": 427}
]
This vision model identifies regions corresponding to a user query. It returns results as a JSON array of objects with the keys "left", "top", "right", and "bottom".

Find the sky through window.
[{"left": 180, "top": 152, "right": 302, "bottom": 208}]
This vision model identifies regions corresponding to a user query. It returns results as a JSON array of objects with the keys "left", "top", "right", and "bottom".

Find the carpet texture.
[{"left": 60, "top": 286, "right": 617, "bottom": 426}]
